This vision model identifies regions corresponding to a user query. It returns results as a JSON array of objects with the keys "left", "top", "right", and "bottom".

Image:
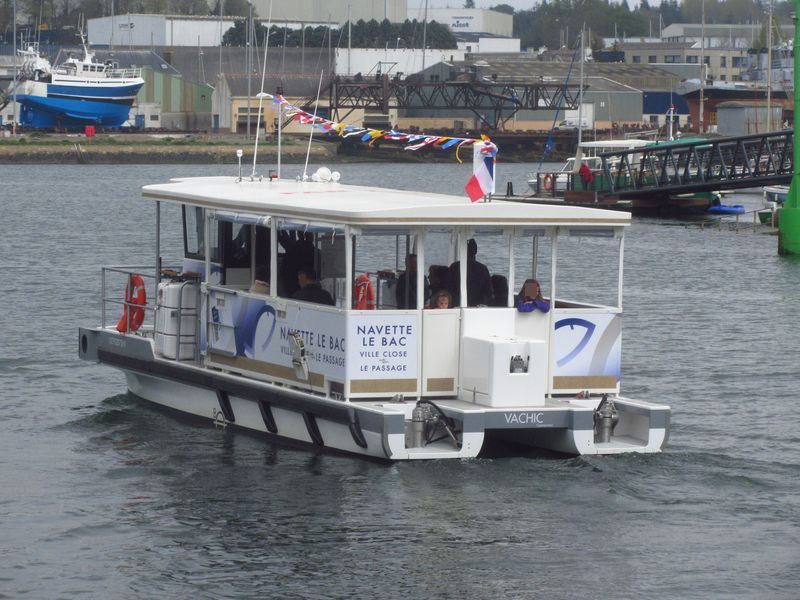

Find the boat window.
[
  {"left": 276, "top": 224, "right": 344, "bottom": 306},
  {"left": 182, "top": 205, "right": 219, "bottom": 262},
  {"left": 225, "top": 223, "right": 252, "bottom": 269},
  {"left": 555, "top": 232, "right": 621, "bottom": 309},
  {"left": 424, "top": 229, "right": 454, "bottom": 307},
  {"left": 354, "top": 231, "right": 419, "bottom": 310},
  {"left": 252, "top": 225, "right": 271, "bottom": 287},
  {"left": 513, "top": 230, "right": 553, "bottom": 304},
  {"left": 471, "top": 230, "right": 508, "bottom": 307}
]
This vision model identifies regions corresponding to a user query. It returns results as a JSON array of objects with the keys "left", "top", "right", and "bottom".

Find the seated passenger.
[
  {"left": 429, "top": 290, "right": 453, "bottom": 309},
  {"left": 489, "top": 274, "right": 509, "bottom": 307},
  {"left": 515, "top": 279, "right": 550, "bottom": 313},
  {"left": 292, "top": 267, "right": 335, "bottom": 306}
]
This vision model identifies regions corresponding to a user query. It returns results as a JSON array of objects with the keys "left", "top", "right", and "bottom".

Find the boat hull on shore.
[{"left": 16, "top": 79, "right": 142, "bottom": 129}]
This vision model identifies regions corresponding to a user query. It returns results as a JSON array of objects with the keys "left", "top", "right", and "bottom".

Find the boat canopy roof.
[
  {"left": 579, "top": 139, "right": 650, "bottom": 150},
  {"left": 143, "top": 177, "right": 630, "bottom": 228}
]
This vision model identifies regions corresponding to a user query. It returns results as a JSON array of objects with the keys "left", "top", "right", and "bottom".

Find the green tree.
[{"left": 491, "top": 4, "right": 515, "bottom": 15}]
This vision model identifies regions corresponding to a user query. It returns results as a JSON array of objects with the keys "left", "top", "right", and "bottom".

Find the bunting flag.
[
  {"left": 465, "top": 139, "right": 498, "bottom": 202},
  {"left": 265, "top": 93, "right": 497, "bottom": 164}
]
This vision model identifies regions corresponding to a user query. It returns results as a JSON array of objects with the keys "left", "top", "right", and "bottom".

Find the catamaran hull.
[{"left": 79, "top": 327, "right": 669, "bottom": 460}]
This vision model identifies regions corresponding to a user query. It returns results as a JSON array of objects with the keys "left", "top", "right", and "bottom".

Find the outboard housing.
[{"left": 594, "top": 394, "right": 619, "bottom": 443}]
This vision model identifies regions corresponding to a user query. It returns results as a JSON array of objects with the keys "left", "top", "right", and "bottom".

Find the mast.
[
  {"left": 219, "top": 0, "right": 223, "bottom": 80},
  {"left": 422, "top": 0, "right": 428, "bottom": 71},
  {"left": 12, "top": 0, "right": 17, "bottom": 136},
  {"left": 699, "top": 0, "right": 705, "bottom": 133},
  {"left": 347, "top": 4, "right": 351, "bottom": 75},
  {"left": 577, "top": 26, "right": 585, "bottom": 147},
  {"left": 767, "top": 0, "right": 774, "bottom": 131},
  {"left": 246, "top": 0, "right": 252, "bottom": 140}
]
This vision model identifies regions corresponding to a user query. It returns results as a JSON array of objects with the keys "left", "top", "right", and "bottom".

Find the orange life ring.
[
  {"left": 353, "top": 273, "right": 376, "bottom": 310},
  {"left": 543, "top": 173, "right": 554, "bottom": 191},
  {"left": 117, "top": 274, "right": 147, "bottom": 332}
]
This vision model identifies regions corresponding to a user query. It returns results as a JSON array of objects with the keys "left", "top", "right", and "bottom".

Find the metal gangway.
[{"left": 597, "top": 131, "right": 793, "bottom": 198}]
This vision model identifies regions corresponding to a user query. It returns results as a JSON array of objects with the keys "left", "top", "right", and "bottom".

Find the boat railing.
[
  {"left": 108, "top": 67, "right": 142, "bottom": 79},
  {"left": 531, "top": 170, "right": 575, "bottom": 197},
  {"left": 100, "top": 265, "right": 178, "bottom": 332}
]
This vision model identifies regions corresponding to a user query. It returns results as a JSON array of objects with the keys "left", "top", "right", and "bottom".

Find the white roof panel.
[{"left": 143, "top": 176, "right": 631, "bottom": 227}]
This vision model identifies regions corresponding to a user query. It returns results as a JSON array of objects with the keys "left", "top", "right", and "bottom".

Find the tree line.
[{"left": 222, "top": 19, "right": 456, "bottom": 49}]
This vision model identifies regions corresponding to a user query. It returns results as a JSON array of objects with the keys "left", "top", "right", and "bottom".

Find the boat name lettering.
[
  {"left": 280, "top": 326, "right": 345, "bottom": 351},
  {"left": 108, "top": 337, "right": 126, "bottom": 348},
  {"left": 356, "top": 324, "right": 413, "bottom": 348},
  {"left": 504, "top": 412, "right": 544, "bottom": 424}
]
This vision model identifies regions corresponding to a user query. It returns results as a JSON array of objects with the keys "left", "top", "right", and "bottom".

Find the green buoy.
[{"left": 779, "top": 8, "right": 800, "bottom": 254}]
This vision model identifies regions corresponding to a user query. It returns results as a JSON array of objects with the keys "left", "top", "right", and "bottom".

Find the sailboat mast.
[
  {"left": 699, "top": 0, "right": 705, "bottom": 133},
  {"left": 577, "top": 26, "right": 585, "bottom": 147},
  {"left": 767, "top": 0, "right": 774, "bottom": 131},
  {"left": 422, "top": 0, "right": 428, "bottom": 71}
]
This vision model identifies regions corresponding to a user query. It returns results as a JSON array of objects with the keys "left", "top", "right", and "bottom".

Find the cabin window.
[
  {"left": 554, "top": 229, "right": 621, "bottom": 309},
  {"left": 470, "top": 230, "right": 509, "bottom": 307},
  {"left": 513, "top": 229, "right": 553, "bottom": 305},
  {"left": 276, "top": 223, "right": 344, "bottom": 306},
  {"left": 353, "top": 231, "right": 421, "bottom": 310},
  {"left": 182, "top": 205, "right": 218, "bottom": 262},
  {"left": 424, "top": 229, "right": 454, "bottom": 307}
]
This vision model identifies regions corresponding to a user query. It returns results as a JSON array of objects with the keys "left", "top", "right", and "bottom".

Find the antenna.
[
  {"left": 303, "top": 70, "right": 325, "bottom": 181},
  {"left": 251, "top": 0, "right": 273, "bottom": 179}
]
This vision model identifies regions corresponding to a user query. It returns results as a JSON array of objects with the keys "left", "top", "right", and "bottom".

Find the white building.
[
  {"left": 661, "top": 23, "right": 794, "bottom": 50},
  {"left": 457, "top": 37, "right": 520, "bottom": 54},
  {"left": 89, "top": 15, "right": 238, "bottom": 47},
  {"left": 335, "top": 48, "right": 466, "bottom": 77},
  {"left": 414, "top": 8, "right": 513, "bottom": 37}
]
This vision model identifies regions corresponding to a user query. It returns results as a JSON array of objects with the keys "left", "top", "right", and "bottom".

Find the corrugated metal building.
[{"left": 716, "top": 101, "right": 786, "bottom": 136}]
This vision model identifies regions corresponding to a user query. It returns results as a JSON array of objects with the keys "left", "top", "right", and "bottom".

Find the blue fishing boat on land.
[{"left": 12, "top": 36, "right": 144, "bottom": 130}]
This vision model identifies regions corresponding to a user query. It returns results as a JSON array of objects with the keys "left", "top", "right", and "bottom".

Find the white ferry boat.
[{"left": 78, "top": 168, "right": 670, "bottom": 460}]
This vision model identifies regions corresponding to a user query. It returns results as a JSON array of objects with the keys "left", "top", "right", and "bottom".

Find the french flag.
[{"left": 465, "top": 140, "right": 498, "bottom": 202}]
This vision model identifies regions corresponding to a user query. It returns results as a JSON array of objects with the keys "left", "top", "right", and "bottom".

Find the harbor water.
[{"left": 1, "top": 162, "right": 799, "bottom": 598}]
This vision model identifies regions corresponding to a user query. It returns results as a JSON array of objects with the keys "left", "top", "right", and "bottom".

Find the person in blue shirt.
[{"left": 515, "top": 279, "right": 550, "bottom": 313}]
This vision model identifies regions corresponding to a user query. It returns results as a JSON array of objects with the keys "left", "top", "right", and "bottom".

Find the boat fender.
[
  {"left": 543, "top": 173, "right": 554, "bottom": 192},
  {"left": 116, "top": 274, "right": 147, "bottom": 333},
  {"left": 353, "top": 273, "right": 376, "bottom": 310}
]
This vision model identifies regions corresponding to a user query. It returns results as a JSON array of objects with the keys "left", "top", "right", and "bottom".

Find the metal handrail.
[{"left": 100, "top": 265, "right": 180, "bottom": 330}]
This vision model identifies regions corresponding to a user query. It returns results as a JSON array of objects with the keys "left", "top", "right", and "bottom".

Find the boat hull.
[
  {"left": 15, "top": 79, "right": 143, "bottom": 129},
  {"left": 79, "top": 326, "right": 670, "bottom": 460}
]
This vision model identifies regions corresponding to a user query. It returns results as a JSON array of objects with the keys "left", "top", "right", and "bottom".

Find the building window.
[
  {"left": 664, "top": 55, "right": 681, "bottom": 63},
  {"left": 686, "top": 55, "right": 698, "bottom": 64},
  {"left": 703, "top": 56, "right": 710, "bottom": 66},
  {"left": 648, "top": 55, "right": 657, "bottom": 63},
  {"left": 649, "top": 115, "right": 659, "bottom": 124},
  {"left": 632, "top": 55, "right": 641, "bottom": 63},
  {"left": 720, "top": 56, "right": 727, "bottom": 68},
  {"left": 719, "top": 75, "right": 726, "bottom": 81},
  {"left": 732, "top": 56, "right": 745, "bottom": 68}
]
